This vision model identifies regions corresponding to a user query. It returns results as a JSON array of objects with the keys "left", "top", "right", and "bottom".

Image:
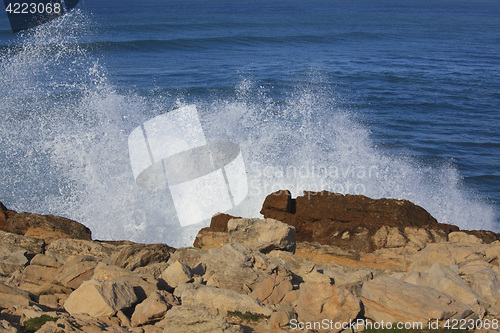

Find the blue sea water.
[{"left": 0, "top": 0, "right": 499, "bottom": 245}]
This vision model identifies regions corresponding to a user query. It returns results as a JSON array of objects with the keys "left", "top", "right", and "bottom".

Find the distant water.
[{"left": 0, "top": 0, "right": 499, "bottom": 246}]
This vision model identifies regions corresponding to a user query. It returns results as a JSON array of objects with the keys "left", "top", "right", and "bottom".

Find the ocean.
[{"left": 0, "top": 0, "right": 499, "bottom": 246}]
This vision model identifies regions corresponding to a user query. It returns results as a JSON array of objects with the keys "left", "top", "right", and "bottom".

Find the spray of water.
[{"left": 0, "top": 15, "right": 497, "bottom": 247}]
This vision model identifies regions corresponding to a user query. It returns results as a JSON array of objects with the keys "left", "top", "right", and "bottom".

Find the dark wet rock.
[{"left": 260, "top": 190, "right": 463, "bottom": 252}]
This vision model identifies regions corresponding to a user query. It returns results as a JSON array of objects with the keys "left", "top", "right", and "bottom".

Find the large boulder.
[
  {"left": 162, "top": 306, "right": 243, "bottom": 333},
  {"left": 175, "top": 284, "right": 273, "bottom": 317},
  {"left": 260, "top": 190, "right": 462, "bottom": 252},
  {"left": 227, "top": 218, "right": 296, "bottom": 253},
  {"left": 404, "top": 262, "right": 486, "bottom": 317},
  {"left": 107, "top": 243, "right": 175, "bottom": 271},
  {"left": 361, "top": 276, "right": 477, "bottom": 324},
  {"left": 200, "top": 243, "right": 289, "bottom": 294},
  {"left": 0, "top": 282, "right": 34, "bottom": 307},
  {"left": 7, "top": 212, "right": 91, "bottom": 242},
  {"left": 64, "top": 279, "right": 138, "bottom": 317},
  {"left": 409, "top": 242, "right": 491, "bottom": 269},
  {"left": 296, "top": 282, "right": 360, "bottom": 329},
  {"left": 53, "top": 255, "right": 98, "bottom": 290},
  {"left": 131, "top": 290, "right": 179, "bottom": 327},
  {"left": 161, "top": 260, "right": 193, "bottom": 288},
  {"left": 472, "top": 268, "right": 500, "bottom": 314},
  {"left": 92, "top": 262, "right": 159, "bottom": 300},
  {"left": 251, "top": 275, "right": 293, "bottom": 306}
]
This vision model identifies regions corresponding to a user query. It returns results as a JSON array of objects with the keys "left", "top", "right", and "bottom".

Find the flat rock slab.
[
  {"left": 64, "top": 279, "right": 138, "bottom": 317},
  {"left": 361, "top": 276, "right": 477, "bottom": 324},
  {"left": 163, "top": 306, "right": 243, "bottom": 333}
]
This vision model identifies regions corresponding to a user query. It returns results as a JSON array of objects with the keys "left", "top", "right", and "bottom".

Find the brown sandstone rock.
[
  {"left": 260, "top": 190, "right": 460, "bottom": 252},
  {"left": 193, "top": 229, "right": 229, "bottom": 249},
  {"left": 0, "top": 202, "right": 16, "bottom": 232},
  {"left": 7, "top": 212, "right": 91, "bottom": 242},
  {"left": 193, "top": 213, "right": 238, "bottom": 249}
]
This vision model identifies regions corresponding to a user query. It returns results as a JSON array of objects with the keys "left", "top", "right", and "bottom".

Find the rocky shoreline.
[{"left": 0, "top": 191, "right": 499, "bottom": 332}]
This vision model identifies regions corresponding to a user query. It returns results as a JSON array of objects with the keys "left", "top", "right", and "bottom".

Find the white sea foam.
[{"left": 0, "top": 15, "right": 497, "bottom": 247}]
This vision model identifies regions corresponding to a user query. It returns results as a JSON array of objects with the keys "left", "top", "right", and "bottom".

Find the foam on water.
[{"left": 0, "top": 16, "right": 497, "bottom": 246}]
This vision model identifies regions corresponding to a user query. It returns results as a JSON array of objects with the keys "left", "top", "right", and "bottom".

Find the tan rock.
[
  {"left": 161, "top": 260, "right": 193, "bottom": 288},
  {"left": 251, "top": 275, "right": 293, "bottom": 305},
  {"left": 405, "top": 262, "right": 486, "bottom": 317},
  {"left": 93, "top": 262, "right": 159, "bottom": 300},
  {"left": 410, "top": 242, "right": 489, "bottom": 269},
  {"left": 427, "top": 263, "right": 485, "bottom": 309},
  {"left": 266, "top": 249, "right": 308, "bottom": 272},
  {"left": 404, "top": 227, "right": 436, "bottom": 249},
  {"left": 30, "top": 253, "right": 65, "bottom": 268},
  {"left": 268, "top": 303, "right": 295, "bottom": 328},
  {"left": 361, "top": 276, "right": 477, "bottom": 324},
  {"left": 64, "top": 279, "right": 138, "bottom": 317},
  {"left": 0, "top": 249, "right": 28, "bottom": 276},
  {"left": 319, "top": 263, "right": 376, "bottom": 286},
  {"left": 134, "top": 262, "right": 170, "bottom": 280},
  {"left": 54, "top": 255, "right": 98, "bottom": 289},
  {"left": 162, "top": 306, "right": 243, "bottom": 333},
  {"left": 39, "top": 294, "right": 63, "bottom": 309},
  {"left": 297, "top": 262, "right": 332, "bottom": 284},
  {"left": 177, "top": 284, "right": 273, "bottom": 317},
  {"left": 227, "top": 218, "right": 296, "bottom": 253},
  {"left": 46, "top": 238, "right": 118, "bottom": 259},
  {"left": 131, "top": 290, "right": 179, "bottom": 327},
  {"left": 0, "top": 320, "right": 17, "bottom": 333},
  {"left": 201, "top": 243, "right": 284, "bottom": 293},
  {"left": 193, "top": 229, "right": 229, "bottom": 249},
  {"left": 448, "top": 231, "right": 484, "bottom": 244},
  {"left": 296, "top": 282, "right": 360, "bottom": 328},
  {"left": 0, "top": 229, "right": 44, "bottom": 254},
  {"left": 472, "top": 268, "right": 500, "bottom": 314},
  {"left": 108, "top": 243, "right": 175, "bottom": 271},
  {"left": 0, "top": 282, "right": 34, "bottom": 307},
  {"left": 485, "top": 241, "right": 500, "bottom": 262},
  {"left": 20, "top": 264, "right": 58, "bottom": 286},
  {"left": 169, "top": 247, "right": 205, "bottom": 270},
  {"left": 117, "top": 310, "right": 131, "bottom": 327}
]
